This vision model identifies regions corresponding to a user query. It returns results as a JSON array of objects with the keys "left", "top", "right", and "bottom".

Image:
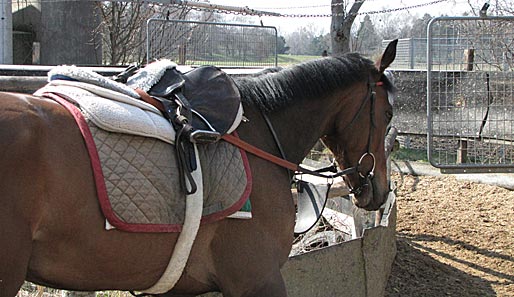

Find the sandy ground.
[{"left": 385, "top": 172, "right": 514, "bottom": 297}]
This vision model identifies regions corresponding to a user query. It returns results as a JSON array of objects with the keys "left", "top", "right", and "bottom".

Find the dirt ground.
[{"left": 385, "top": 172, "right": 514, "bottom": 297}]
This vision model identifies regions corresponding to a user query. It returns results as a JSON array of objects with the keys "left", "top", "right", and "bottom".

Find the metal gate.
[
  {"left": 146, "top": 19, "right": 278, "bottom": 67},
  {"left": 427, "top": 16, "right": 514, "bottom": 173}
]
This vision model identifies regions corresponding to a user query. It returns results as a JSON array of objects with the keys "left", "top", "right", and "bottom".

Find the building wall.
[
  {"left": 13, "top": 31, "right": 33, "bottom": 64},
  {"left": 12, "top": 1, "right": 101, "bottom": 65}
]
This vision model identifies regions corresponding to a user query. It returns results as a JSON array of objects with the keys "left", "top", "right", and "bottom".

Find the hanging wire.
[
  {"left": 182, "top": 0, "right": 451, "bottom": 17},
  {"left": 12, "top": 0, "right": 452, "bottom": 17},
  {"left": 256, "top": 0, "right": 451, "bottom": 18},
  {"left": 253, "top": 0, "right": 377, "bottom": 10}
]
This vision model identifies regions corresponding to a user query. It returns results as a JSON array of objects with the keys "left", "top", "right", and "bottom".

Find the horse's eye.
[{"left": 385, "top": 110, "right": 393, "bottom": 121}]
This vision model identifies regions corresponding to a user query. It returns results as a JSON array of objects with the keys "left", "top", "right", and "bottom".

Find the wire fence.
[
  {"left": 382, "top": 38, "right": 427, "bottom": 70},
  {"left": 426, "top": 16, "right": 514, "bottom": 172},
  {"left": 147, "top": 19, "right": 278, "bottom": 67}
]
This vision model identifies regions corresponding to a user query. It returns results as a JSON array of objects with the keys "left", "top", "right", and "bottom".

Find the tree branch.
[{"left": 331, "top": 0, "right": 365, "bottom": 55}]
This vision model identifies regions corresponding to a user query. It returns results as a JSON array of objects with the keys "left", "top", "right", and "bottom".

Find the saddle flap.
[
  {"left": 149, "top": 66, "right": 242, "bottom": 135},
  {"left": 294, "top": 181, "right": 330, "bottom": 234},
  {"left": 148, "top": 68, "right": 186, "bottom": 98}
]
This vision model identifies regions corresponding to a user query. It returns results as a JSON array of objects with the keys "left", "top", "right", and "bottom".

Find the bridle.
[
  {"left": 221, "top": 77, "right": 384, "bottom": 197},
  {"left": 338, "top": 78, "right": 381, "bottom": 196}
]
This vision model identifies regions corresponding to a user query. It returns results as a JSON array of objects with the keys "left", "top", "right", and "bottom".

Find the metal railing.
[{"left": 382, "top": 38, "right": 427, "bottom": 70}]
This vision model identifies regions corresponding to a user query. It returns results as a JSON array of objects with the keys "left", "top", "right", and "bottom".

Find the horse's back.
[
  {"left": 0, "top": 92, "right": 89, "bottom": 191},
  {"left": 0, "top": 92, "right": 79, "bottom": 217}
]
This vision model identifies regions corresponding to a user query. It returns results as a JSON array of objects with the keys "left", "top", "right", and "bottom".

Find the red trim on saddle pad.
[{"left": 45, "top": 92, "right": 253, "bottom": 233}]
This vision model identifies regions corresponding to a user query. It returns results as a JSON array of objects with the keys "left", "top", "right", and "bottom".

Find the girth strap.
[{"left": 135, "top": 88, "right": 165, "bottom": 112}]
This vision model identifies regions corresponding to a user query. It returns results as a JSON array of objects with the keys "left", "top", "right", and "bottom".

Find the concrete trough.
[
  {"left": 279, "top": 138, "right": 397, "bottom": 297},
  {"left": 283, "top": 192, "right": 396, "bottom": 297}
]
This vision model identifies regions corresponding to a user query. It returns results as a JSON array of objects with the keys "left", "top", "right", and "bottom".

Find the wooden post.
[
  {"left": 464, "top": 49, "right": 475, "bottom": 71},
  {"left": 0, "top": 0, "right": 13, "bottom": 64},
  {"left": 32, "top": 42, "right": 41, "bottom": 64},
  {"left": 457, "top": 138, "right": 468, "bottom": 164},
  {"left": 178, "top": 44, "right": 186, "bottom": 65}
]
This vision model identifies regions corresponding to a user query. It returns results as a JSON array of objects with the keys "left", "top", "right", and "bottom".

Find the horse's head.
[{"left": 322, "top": 40, "right": 398, "bottom": 211}]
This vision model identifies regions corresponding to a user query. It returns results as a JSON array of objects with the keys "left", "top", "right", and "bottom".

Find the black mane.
[{"left": 234, "top": 53, "right": 392, "bottom": 112}]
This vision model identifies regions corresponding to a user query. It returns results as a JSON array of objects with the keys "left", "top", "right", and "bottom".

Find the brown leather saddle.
[{"left": 139, "top": 66, "right": 242, "bottom": 142}]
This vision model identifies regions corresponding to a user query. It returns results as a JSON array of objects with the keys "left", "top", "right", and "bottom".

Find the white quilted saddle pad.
[{"left": 89, "top": 123, "right": 252, "bottom": 232}]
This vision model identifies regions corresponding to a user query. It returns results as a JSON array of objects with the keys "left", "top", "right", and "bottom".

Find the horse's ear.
[{"left": 376, "top": 39, "right": 398, "bottom": 73}]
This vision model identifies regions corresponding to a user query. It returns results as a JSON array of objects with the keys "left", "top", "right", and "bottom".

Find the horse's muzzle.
[{"left": 351, "top": 176, "right": 388, "bottom": 211}]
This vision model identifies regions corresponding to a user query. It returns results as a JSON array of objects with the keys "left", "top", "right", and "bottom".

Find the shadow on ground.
[{"left": 385, "top": 236, "right": 497, "bottom": 297}]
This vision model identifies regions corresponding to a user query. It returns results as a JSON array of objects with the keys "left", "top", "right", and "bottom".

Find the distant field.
[
  {"left": 175, "top": 54, "right": 319, "bottom": 67},
  {"left": 278, "top": 54, "right": 320, "bottom": 66}
]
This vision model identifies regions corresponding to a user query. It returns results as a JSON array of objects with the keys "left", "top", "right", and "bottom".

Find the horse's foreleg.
[
  {"left": 241, "top": 269, "right": 286, "bottom": 297},
  {"left": 0, "top": 214, "right": 33, "bottom": 297},
  {"left": 217, "top": 268, "right": 287, "bottom": 297}
]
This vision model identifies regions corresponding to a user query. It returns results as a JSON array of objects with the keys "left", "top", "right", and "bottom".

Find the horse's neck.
[{"left": 261, "top": 92, "right": 344, "bottom": 165}]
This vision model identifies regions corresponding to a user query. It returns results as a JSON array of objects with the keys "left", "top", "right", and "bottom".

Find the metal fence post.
[
  {"left": 0, "top": 0, "right": 13, "bottom": 64},
  {"left": 409, "top": 38, "right": 415, "bottom": 69}
]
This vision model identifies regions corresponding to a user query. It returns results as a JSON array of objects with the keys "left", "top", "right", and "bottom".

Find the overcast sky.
[{"left": 208, "top": 0, "right": 472, "bottom": 33}]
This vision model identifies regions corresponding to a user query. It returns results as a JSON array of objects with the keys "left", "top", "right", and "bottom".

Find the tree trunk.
[{"left": 330, "top": 0, "right": 365, "bottom": 55}]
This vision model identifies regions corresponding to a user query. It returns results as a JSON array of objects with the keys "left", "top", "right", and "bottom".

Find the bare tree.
[
  {"left": 463, "top": 0, "right": 514, "bottom": 70},
  {"left": 467, "top": 0, "right": 514, "bottom": 15},
  {"left": 331, "top": 0, "right": 365, "bottom": 55},
  {"left": 95, "top": 1, "right": 192, "bottom": 65},
  {"left": 285, "top": 24, "right": 327, "bottom": 55},
  {"left": 354, "top": 15, "right": 381, "bottom": 56}
]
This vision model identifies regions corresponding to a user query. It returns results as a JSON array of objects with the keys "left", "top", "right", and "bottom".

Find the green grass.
[
  {"left": 390, "top": 147, "right": 429, "bottom": 163},
  {"left": 172, "top": 54, "right": 323, "bottom": 67}
]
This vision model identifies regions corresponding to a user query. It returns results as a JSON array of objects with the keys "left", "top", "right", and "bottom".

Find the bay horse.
[{"left": 0, "top": 40, "right": 397, "bottom": 297}]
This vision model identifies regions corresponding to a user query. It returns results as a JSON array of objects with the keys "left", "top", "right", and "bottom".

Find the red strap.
[{"left": 222, "top": 134, "right": 299, "bottom": 172}]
